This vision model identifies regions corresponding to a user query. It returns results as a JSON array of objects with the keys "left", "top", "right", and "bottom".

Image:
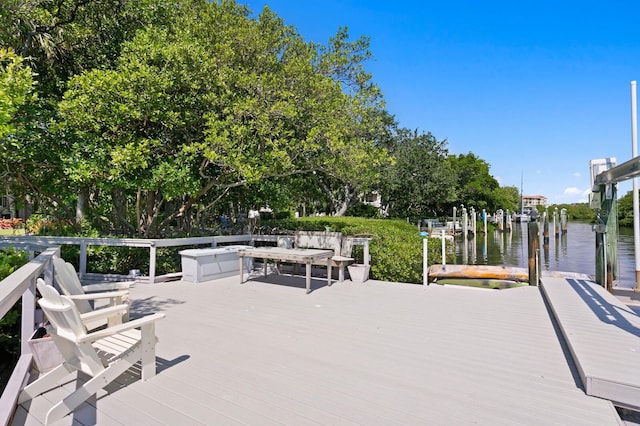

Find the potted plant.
[
  {"left": 348, "top": 263, "right": 370, "bottom": 282},
  {"left": 346, "top": 238, "right": 371, "bottom": 282}
]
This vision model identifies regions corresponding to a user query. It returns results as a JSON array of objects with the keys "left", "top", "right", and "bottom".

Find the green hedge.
[{"left": 266, "top": 216, "right": 454, "bottom": 284}]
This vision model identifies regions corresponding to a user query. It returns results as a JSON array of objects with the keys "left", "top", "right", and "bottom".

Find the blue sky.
[{"left": 243, "top": 1, "right": 640, "bottom": 204}]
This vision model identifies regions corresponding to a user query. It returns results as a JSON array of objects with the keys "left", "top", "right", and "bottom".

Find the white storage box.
[{"left": 179, "top": 245, "right": 253, "bottom": 283}]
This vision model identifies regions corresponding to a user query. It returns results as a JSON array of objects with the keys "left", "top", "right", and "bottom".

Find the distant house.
[
  {"left": 362, "top": 191, "right": 382, "bottom": 209},
  {"left": 361, "top": 191, "right": 388, "bottom": 217},
  {"left": 522, "top": 195, "right": 547, "bottom": 208},
  {"left": 1, "top": 193, "right": 30, "bottom": 219},
  {"left": 1, "top": 195, "right": 12, "bottom": 219}
]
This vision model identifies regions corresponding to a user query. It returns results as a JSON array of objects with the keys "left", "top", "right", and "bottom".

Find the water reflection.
[{"left": 454, "top": 221, "right": 636, "bottom": 289}]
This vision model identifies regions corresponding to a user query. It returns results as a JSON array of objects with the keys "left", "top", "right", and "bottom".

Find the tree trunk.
[
  {"left": 111, "top": 188, "right": 135, "bottom": 235},
  {"left": 333, "top": 185, "right": 356, "bottom": 216},
  {"left": 75, "top": 187, "right": 89, "bottom": 230}
]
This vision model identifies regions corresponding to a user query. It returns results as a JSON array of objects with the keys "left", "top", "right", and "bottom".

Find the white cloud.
[
  {"left": 573, "top": 172, "right": 581, "bottom": 177},
  {"left": 582, "top": 188, "right": 591, "bottom": 196},
  {"left": 564, "top": 187, "right": 582, "bottom": 195}
]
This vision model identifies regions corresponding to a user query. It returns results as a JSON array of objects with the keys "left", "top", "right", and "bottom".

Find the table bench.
[
  {"left": 237, "top": 247, "right": 333, "bottom": 293},
  {"left": 294, "top": 231, "right": 355, "bottom": 282}
]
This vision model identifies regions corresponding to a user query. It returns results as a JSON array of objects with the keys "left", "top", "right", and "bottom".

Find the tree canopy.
[
  {"left": 2, "top": 0, "right": 391, "bottom": 236},
  {"left": 380, "top": 129, "right": 455, "bottom": 219},
  {"left": 0, "top": 49, "right": 35, "bottom": 138},
  {"left": 1, "top": 0, "right": 519, "bottom": 235}
]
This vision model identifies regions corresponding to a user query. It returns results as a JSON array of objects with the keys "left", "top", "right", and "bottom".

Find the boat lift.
[{"left": 591, "top": 81, "right": 640, "bottom": 292}]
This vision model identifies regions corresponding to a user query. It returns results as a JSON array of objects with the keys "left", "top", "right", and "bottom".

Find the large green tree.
[
  {"left": 492, "top": 185, "right": 520, "bottom": 213},
  {"left": 446, "top": 152, "right": 501, "bottom": 212},
  {"left": 57, "top": 2, "right": 390, "bottom": 236},
  {"left": 0, "top": 0, "right": 178, "bottom": 223},
  {"left": 0, "top": 49, "right": 35, "bottom": 138},
  {"left": 380, "top": 129, "right": 455, "bottom": 220},
  {"left": 0, "top": 48, "right": 37, "bottom": 217}
]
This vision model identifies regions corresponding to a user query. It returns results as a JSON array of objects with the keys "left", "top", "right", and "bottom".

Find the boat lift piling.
[
  {"left": 482, "top": 209, "right": 487, "bottom": 234},
  {"left": 469, "top": 207, "right": 476, "bottom": 236},
  {"left": 543, "top": 208, "right": 550, "bottom": 245},
  {"left": 591, "top": 157, "right": 619, "bottom": 291},
  {"left": 462, "top": 206, "right": 468, "bottom": 236},
  {"left": 452, "top": 206, "right": 457, "bottom": 235}
]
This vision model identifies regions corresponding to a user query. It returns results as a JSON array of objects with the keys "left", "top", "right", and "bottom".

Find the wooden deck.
[
  {"left": 541, "top": 277, "right": 640, "bottom": 411},
  {"left": 12, "top": 274, "right": 625, "bottom": 425}
]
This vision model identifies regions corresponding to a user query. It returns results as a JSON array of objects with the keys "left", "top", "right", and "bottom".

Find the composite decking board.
[
  {"left": 141, "top": 280, "right": 616, "bottom": 425},
  {"left": 139, "top": 280, "right": 604, "bottom": 426},
  {"left": 139, "top": 369, "right": 344, "bottom": 426},
  {"left": 108, "top": 381, "right": 271, "bottom": 426},
  {"left": 540, "top": 277, "right": 640, "bottom": 410},
  {"left": 14, "top": 276, "right": 622, "bottom": 425},
  {"left": 145, "top": 280, "right": 616, "bottom": 426},
  {"left": 143, "top": 318, "right": 432, "bottom": 423},
  {"left": 14, "top": 375, "right": 100, "bottom": 426}
]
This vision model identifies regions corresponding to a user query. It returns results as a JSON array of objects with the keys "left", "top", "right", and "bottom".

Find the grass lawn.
[{"left": 0, "top": 228, "right": 25, "bottom": 236}]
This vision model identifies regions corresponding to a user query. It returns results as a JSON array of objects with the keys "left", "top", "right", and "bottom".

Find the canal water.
[{"left": 454, "top": 221, "right": 637, "bottom": 289}]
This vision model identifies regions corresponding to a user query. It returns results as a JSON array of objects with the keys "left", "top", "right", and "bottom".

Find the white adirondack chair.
[
  {"left": 52, "top": 256, "right": 132, "bottom": 328},
  {"left": 19, "top": 279, "right": 164, "bottom": 425}
]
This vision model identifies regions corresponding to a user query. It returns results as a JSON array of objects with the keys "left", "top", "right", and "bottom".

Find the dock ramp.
[{"left": 541, "top": 277, "right": 640, "bottom": 410}]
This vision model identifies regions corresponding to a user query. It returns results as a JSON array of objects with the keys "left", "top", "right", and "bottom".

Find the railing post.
[
  {"left": 363, "top": 240, "right": 370, "bottom": 266},
  {"left": 79, "top": 241, "right": 87, "bottom": 279},
  {"left": 441, "top": 229, "right": 446, "bottom": 265},
  {"left": 149, "top": 242, "right": 156, "bottom": 284},
  {"left": 20, "top": 277, "right": 36, "bottom": 355},
  {"left": 422, "top": 235, "right": 429, "bottom": 286}
]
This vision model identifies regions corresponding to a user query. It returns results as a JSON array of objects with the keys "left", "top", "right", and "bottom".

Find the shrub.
[
  {"left": 0, "top": 218, "right": 23, "bottom": 230},
  {"left": 345, "top": 203, "right": 382, "bottom": 218},
  {"left": 272, "top": 216, "right": 454, "bottom": 284}
]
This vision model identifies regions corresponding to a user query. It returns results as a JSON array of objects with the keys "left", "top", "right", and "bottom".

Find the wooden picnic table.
[{"left": 237, "top": 247, "right": 334, "bottom": 293}]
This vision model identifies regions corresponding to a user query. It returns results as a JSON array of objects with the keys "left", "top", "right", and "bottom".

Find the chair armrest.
[
  {"left": 331, "top": 256, "right": 354, "bottom": 262},
  {"left": 79, "top": 304, "right": 129, "bottom": 324},
  {"left": 83, "top": 281, "right": 134, "bottom": 292},
  {"left": 78, "top": 313, "right": 166, "bottom": 343},
  {"left": 66, "top": 290, "right": 129, "bottom": 301}
]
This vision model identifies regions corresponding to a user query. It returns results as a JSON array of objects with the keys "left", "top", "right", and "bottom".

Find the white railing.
[
  {"left": 0, "top": 247, "right": 57, "bottom": 426},
  {"left": 0, "top": 234, "right": 270, "bottom": 284}
]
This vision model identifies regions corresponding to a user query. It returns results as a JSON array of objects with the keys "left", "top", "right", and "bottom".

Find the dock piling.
[{"left": 528, "top": 222, "right": 540, "bottom": 286}]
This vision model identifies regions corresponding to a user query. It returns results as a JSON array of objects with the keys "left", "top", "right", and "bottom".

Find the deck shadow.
[
  {"left": 566, "top": 278, "right": 640, "bottom": 338},
  {"left": 129, "top": 296, "right": 186, "bottom": 317},
  {"left": 246, "top": 272, "right": 331, "bottom": 293}
]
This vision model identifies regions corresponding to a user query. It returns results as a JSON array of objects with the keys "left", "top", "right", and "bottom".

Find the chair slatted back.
[
  {"left": 36, "top": 279, "right": 105, "bottom": 375},
  {"left": 52, "top": 257, "right": 93, "bottom": 314}
]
